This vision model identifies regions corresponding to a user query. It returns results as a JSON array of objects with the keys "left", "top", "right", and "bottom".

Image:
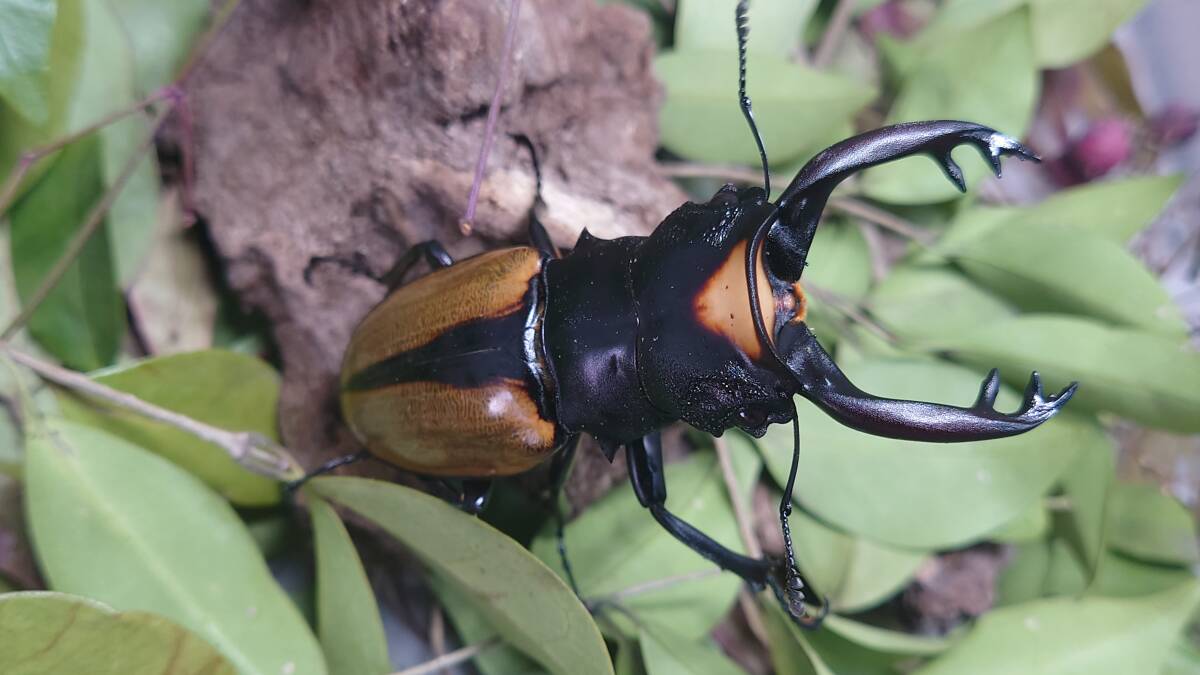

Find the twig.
[
  {"left": 461, "top": 0, "right": 523, "bottom": 235},
  {"left": 854, "top": 219, "right": 890, "bottom": 283},
  {"left": 828, "top": 196, "right": 935, "bottom": 245},
  {"left": 428, "top": 604, "right": 448, "bottom": 675},
  {"left": 590, "top": 568, "right": 723, "bottom": 607},
  {"left": 713, "top": 437, "right": 770, "bottom": 646},
  {"left": 657, "top": 160, "right": 784, "bottom": 187},
  {"left": 0, "top": 104, "right": 174, "bottom": 340},
  {"left": 812, "top": 0, "right": 856, "bottom": 68},
  {"left": 0, "top": 88, "right": 177, "bottom": 219},
  {"left": 392, "top": 638, "right": 500, "bottom": 675},
  {"left": 805, "top": 282, "right": 898, "bottom": 345},
  {"left": 0, "top": 343, "right": 302, "bottom": 481}
]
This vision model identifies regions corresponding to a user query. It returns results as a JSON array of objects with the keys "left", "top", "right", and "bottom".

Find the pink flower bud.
[
  {"left": 1148, "top": 104, "right": 1199, "bottom": 147},
  {"left": 1067, "top": 118, "right": 1133, "bottom": 180},
  {"left": 859, "top": 1, "right": 922, "bottom": 43}
]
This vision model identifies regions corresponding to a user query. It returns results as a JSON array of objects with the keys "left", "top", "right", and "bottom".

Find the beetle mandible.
[{"left": 325, "top": 1, "right": 1078, "bottom": 628}]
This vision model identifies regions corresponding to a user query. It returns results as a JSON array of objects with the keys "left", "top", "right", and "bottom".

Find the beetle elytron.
[{"left": 328, "top": 3, "right": 1078, "bottom": 627}]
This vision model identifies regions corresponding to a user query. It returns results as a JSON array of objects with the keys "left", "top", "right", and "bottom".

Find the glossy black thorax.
[{"left": 543, "top": 185, "right": 799, "bottom": 445}]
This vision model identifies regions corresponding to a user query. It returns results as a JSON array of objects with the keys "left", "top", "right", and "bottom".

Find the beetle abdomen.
[{"left": 340, "top": 247, "right": 561, "bottom": 476}]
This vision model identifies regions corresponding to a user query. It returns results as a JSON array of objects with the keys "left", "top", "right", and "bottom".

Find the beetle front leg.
[{"left": 779, "top": 323, "right": 1078, "bottom": 442}]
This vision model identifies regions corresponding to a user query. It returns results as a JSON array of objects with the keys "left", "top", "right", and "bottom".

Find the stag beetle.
[{"left": 320, "top": 2, "right": 1078, "bottom": 629}]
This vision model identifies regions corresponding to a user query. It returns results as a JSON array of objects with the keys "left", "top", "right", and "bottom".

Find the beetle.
[{"left": 319, "top": 3, "right": 1078, "bottom": 628}]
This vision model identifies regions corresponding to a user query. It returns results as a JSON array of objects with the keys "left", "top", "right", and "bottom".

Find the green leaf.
[
  {"left": 1003, "top": 175, "right": 1182, "bottom": 243},
  {"left": 803, "top": 220, "right": 873, "bottom": 341},
  {"left": 675, "top": 0, "right": 817, "bottom": 57},
  {"left": 639, "top": 625, "right": 745, "bottom": 675},
  {"left": 57, "top": 350, "right": 282, "bottom": 506},
  {"left": 823, "top": 615, "right": 951, "bottom": 656},
  {"left": 861, "top": 8, "right": 1037, "bottom": 204},
  {"left": 530, "top": 444, "right": 760, "bottom": 640},
  {"left": 308, "top": 495, "right": 390, "bottom": 675},
  {"left": 1107, "top": 482, "right": 1199, "bottom": 566},
  {"left": 917, "top": 582, "right": 1200, "bottom": 675},
  {"left": 921, "top": 315, "right": 1200, "bottom": 432},
  {"left": 1053, "top": 433, "right": 1116, "bottom": 578},
  {"left": 989, "top": 502, "right": 1049, "bottom": 543},
  {"left": 866, "top": 265, "right": 1017, "bottom": 344},
  {"left": 1029, "top": 0, "right": 1152, "bottom": 68},
  {"left": 940, "top": 222, "right": 1187, "bottom": 336},
  {"left": 309, "top": 476, "right": 612, "bottom": 675},
  {"left": 1091, "top": 550, "right": 1196, "bottom": 598},
  {"left": 24, "top": 418, "right": 325, "bottom": 675},
  {"left": 790, "top": 510, "right": 927, "bottom": 612},
  {"left": 0, "top": 591, "right": 237, "bottom": 675},
  {"left": 108, "top": 0, "right": 209, "bottom": 92},
  {"left": 761, "top": 358, "right": 1096, "bottom": 549},
  {"left": 8, "top": 136, "right": 123, "bottom": 370},
  {"left": 762, "top": 601, "right": 831, "bottom": 675},
  {"left": 997, "top": 540, "right": 1051, "bottom": 606},
  {"left": 428, "top": 574, "right": 548, "bottom": 675},
  {"left": 1162, "top": 635, "right": 1200, "bottom": 675},
  {"left": 655, "top": 48, "right": 875, "bottom": 167},
  {"left": 0, "top": 0, "right": 56, "bottom": 123}
]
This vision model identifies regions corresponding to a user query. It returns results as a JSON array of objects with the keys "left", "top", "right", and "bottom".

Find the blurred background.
[{"left": 0, "top": 0, "right": 1198, "bottom": 674}]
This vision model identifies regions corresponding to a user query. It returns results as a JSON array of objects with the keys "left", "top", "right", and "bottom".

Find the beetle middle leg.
[
  {"left": 545, "top": 434, "right": 582, "bottom": 595},
  {"left": 625, "top": 432, "right": 826, "bottom": 628}
]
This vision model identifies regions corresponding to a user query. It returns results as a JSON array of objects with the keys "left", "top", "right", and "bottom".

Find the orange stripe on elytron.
[{"left": 694, "top": 240, "right": 777, "bottom": 360}]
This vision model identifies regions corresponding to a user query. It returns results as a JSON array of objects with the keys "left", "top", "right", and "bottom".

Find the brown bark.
[{"left": 187, "top": 0, "right": 685, "bottom": 470}]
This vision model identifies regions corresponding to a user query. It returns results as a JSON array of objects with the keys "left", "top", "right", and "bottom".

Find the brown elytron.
[{"left": 340, "top": 247, "right": 560, "bottom": 476}]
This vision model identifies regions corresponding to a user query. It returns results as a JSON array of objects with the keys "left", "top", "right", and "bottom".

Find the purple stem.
[{"left": 462, "top": 0, "right": 523, "bottom": 234}]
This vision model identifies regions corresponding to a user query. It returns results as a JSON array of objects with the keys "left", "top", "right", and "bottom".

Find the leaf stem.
[
  {"left": 392, "top": 637, "right": 500, "bottom": 675},
  {"left": 812, "top": 0, "right": 856, "bottom": 68},
  {"left": 805, "top": 282, "right": 899, "bottom": 345},
  {"left": 0, "top": 87, "right": 177, "bottom": 220},
  {"left": 713, "top": 437, "right": 770, "bottom": 646},
  {"left": 591, "top": 568, "right": 723, "bottom": 607},
  {"left": 0, "top": 342, "right": 302, "bottom": 481},
  {"left": 0, "top": 104, "right": 174, "bottom": 341}
]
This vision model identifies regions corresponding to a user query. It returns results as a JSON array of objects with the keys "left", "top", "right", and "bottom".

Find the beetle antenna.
[{"left": 736, "top": 0, "right": 771, "bottom": 197}]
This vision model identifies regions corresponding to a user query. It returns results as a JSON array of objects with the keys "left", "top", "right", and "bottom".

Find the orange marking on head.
[{"left": 694, "top": 241, "right": 776, "bottom": 359}]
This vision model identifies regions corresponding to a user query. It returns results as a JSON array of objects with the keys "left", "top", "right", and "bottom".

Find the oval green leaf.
[
  {"left": 942, "top": 222, "right": 1187, "bottom": 336},
  {"left": 655, "top": 48, "right": 875, "bottom": 167},
  {"left": 917, "top": 582, "right": 1200, "bottom": 675},
  {"left": 1053, "top": 432, "right": 1116, "bottom": 577},
  {"left": 308, "top": 495, "right": 390, "bottom": 675},
  {"left": 674, "top": 0, "right": 816, "bottom": 57},
  {"left": 920, "top": 315, "right": 1200, "bottom": 432},
  {"left": 24, "top": 418, "right": 326, "bottom": 675},
  {"left": 57, "top": 350, "right": 282, "bottom": 505},
  {"left": 427, "top": 573, "right": 547, "bottom": 675},
  {"left": 0, "top": 0, "right": 57, "bottom": 123},
  {"left": 9, "top": 135, "right": 124, "bottom": 371},
  {"left": 1029, "top": 0, "right": 1152, "bottom": 68},
  {"left": 639, "top": 625, "right": 745, "bottom": 675},
  {"left": 1106, "top": 482, "right": 1199, "bottom": 566},
  {"left": 866, "top": 265, "right": 1017, "bottom": 344},
  {"left": 309, "top": 476, "right": 612, "bottom": 675},
  {"left": 862, "top": 8, "right": 1037, "bottom": 204},
  {"left": 0, "top": 591, "right": 236, "bottom": 675},
  {"left": 790, "top": 510, "right": 928, "bottom": 612},
  {"left": 530, "top": 443, "right": 760, "bottom": 640},
  {"left": 823, "top": 615, "right": 952, "bottom": 656},
  {"left": 762, "top": 358, "right": 1096, "bottom": 549}
]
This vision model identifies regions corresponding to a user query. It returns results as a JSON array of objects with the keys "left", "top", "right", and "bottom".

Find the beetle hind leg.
[{"left": 546, "top": 435, "right": 582, "bottom": 595}]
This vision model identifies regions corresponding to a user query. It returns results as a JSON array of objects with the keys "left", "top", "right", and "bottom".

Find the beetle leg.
[
  {"left": 766, "top": 121, "right": 1039, "bottom": 282},
  {"left": 778, "top": 323, "right": 1078, "bottom": 442},
  {"left": 625, "top": 432, "right": 772, "bottom": 587},
  {"left": 284, "top": 449, "right": 372, "bottom": 496},
  {"left": 378, "top": 240, "right": 455, "bottom": 291},
  {"left": 512, "top": 134, "right": 561, "bottom": 259},
  {"left": 546, "top": 435, "right": 582, "bottom": 595}
]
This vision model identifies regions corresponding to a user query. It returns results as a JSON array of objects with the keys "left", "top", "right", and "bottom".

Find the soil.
[{"left": 186, "top": 0, "right": 686, "bottom": 477}]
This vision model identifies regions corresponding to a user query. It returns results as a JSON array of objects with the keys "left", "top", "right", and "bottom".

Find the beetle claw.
[
  {"left": 974, "top": 368, "right": 1002, "bottom": 409},
  {"left": 937, "top": 151, "right": 967, "bottom": 192}
]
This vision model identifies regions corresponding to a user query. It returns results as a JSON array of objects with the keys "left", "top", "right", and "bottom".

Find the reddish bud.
[
  {"left": 1066, "top": 118, "right": 1133, "bottom": 181},
  {"left": 859, "top": 1, "right": 923, "bottom": 43}
]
